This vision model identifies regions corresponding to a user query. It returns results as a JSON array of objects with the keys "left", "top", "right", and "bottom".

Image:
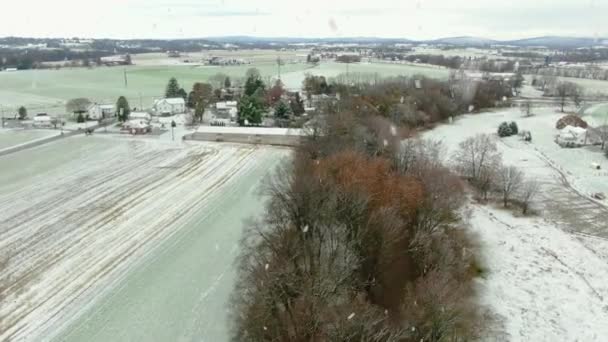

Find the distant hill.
[
  {"left": 427, "top": 36, "right": 498, "bottom": 46},
  {"left": 205, "top": 36, "right": 414, "bottom": 45},
  {"left": 204, "top": 35, "right": 607, "bottom": 48},
  {"left": 505, "top": 36, "right": 605, "bottom": 48}
]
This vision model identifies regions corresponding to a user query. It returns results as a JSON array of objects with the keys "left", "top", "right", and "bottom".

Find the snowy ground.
[
  {"left": 0, "top": 134, "right": 289, "bottom": 341},
  {"left": 0, "top": 129, "right": 59, "bottom": 151},
  {"left": 195, "top": 125, "right": 304, "bottom": 136},
  {"left": 467, "top": 204, "right": 608, "bottom": 341},
  {"left": 424, "top": 106, "right": 608, "bottom": 340}
]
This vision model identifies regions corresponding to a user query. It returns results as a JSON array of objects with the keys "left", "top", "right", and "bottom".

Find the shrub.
[
  {"left": 556, "top": 114, "right": 588, "bottom": 129},
  {"left": 497, "top": 122, "right": 512, "bottom": 137},
  {"left": 509, "top": 121, "right": 519, "bottom": 135}
]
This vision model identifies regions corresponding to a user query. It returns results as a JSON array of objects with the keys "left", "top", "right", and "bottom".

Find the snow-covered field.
[
  {"left": 0, "top": 129, "right": 59, "bottom": 151},
  {"left": 467, "top": 204, "right": 608, "bottom": 341},
  {"left": 196, "top": 125, "right": 304, "bottom": 136},
  {"left": 424, "top": 106, "right": 608, "bottom": 340},
  {"left": 0, "top": 135, "right": 289, "bottom": 341}
]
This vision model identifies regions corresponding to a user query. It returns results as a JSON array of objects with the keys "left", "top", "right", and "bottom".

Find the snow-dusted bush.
[
  {"left": 509, "top": 121, "right": 519, "bottom": 135},
  {"left": 498, "top": 122, "right": 513, "bottom": 137}
]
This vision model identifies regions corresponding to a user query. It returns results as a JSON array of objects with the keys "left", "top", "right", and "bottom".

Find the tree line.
[{"left": 227, "top": 75, "right": 514, "bottom": 340}]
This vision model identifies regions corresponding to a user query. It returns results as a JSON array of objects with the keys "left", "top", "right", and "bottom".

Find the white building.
[
  {"left": 214, "top": 101, "right": 238, "bottom": 120},
  {"left": 33, "top": 114, "right": 53, "bottom": 128},
  {"left": 556, "top": 125, "right": 590, "bottom": 148},
  {"left": 154, "top": 98, "right": 186, "bottom": 116},
  {"left": 87, "top": 104, "right": 115, "bottom": 120},
  {"left": 129, "top": 112, "right": 152, "bottom": 122},
  {"left": 123, "top": 120, "right": 151, "bottom": 134}
]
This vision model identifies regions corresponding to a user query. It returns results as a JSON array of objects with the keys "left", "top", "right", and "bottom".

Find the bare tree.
[
  {"left": 520, "top": 100, "right": 533, "bottom": 117},
  {"left": 594, "top": 116, "right": 608, "bottom": 150},
  {"left": 555, "top": 81, "right": 583, "bottom": 112},
  {"left": 498, "top": 165, "right": 524, "bottom": 207},
  {"left": 66, "top": 98, "right": 92, "bottom": 115},
  {"left": 452, "top": 134, "right": 502, "bottom": 182},
  {"left": 519, "top": 180, "right": 540, "bottom": 215}
]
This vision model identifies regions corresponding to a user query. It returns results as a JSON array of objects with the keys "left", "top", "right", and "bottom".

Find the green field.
[
  {"left": 0, "top": 62, "right": 313, "bottom": 114},
  {"left": 0, "top": 61, "right": 451, "bottom": 115}
]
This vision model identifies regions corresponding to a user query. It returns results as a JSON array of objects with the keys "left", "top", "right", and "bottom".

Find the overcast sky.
[{"left": 0, "top": 0, "right": 605, "bottom": 40}]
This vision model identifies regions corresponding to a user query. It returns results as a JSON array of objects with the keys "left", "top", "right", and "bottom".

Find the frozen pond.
[{"left": 0, "top": 135, "right": 289, "bottom": 341}]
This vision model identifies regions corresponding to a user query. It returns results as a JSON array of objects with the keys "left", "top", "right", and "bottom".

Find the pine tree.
[
  {"left": 116, "top": 96, "right": 131, "bottom": 122},
  {"left": 498, "top": 122, "right": 512, "bottom": 137},
  {"left": 224, "top": 77, "right": 231, "bottom": 89},
  {"left": 187, "top": 91, "right": 196, "bottom": 109},
  {"left": 18, "top": 106, "right": 27, "bottom": 120},
  {"left": 238, "top": 95, "right": 263, "bottom": 126},
  {"left": 177, "top": 88, "right": 188, "bottom": 101},
  {"left": 165, "top": 77, "right": 181, "bottom": 98},
  {"left": 274, "top": 101, "right": 291, "bottom": 119}
]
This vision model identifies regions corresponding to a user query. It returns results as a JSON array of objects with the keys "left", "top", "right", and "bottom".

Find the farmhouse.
[
  {"left": 153, "top": 98, "right": 186, "bottom": 116},
  {"left": 33, "top": 113, "right": 53, "bottom": 128},
  {"left": 87, "top": 104, "right": 115, "bottom": 120},
  {"left": 214, "top": 101, "right": 238, "bottom": 120},
  {"left": 556, "top": 125, "right": 591, "bottom": 148},
  {"left": 123, "top": 120, "right": 151, "bottom": 134}
]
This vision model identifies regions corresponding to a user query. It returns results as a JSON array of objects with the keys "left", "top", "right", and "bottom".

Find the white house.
[
  {"left": 33, "top": 113, "right": 53, "bottom": 128},
  {"left": 87, "top": 104, "right": 115, "bottom": 120},
  {"left": 556, "top": 125, "right": 590, "bottom": 148},
  {"left": 122, "top": 120, "right": 151, "bottom": 134},
  {"left": 214, "top": 101, "right": 238, "bottom": 121},
  {"left": 154, "top": 98, "right": 186, "bottom": 116},
  {"left": 129, "top": 112, "right": 152, "bottom": 122}
]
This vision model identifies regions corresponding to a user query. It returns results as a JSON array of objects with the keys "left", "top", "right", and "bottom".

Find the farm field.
[
  {"left": 0, "top": 129, "right": 58, "bottom": 150},
  {"left": 0, "top": 62, "right": 314, "bottom": 114},
  {"left": 0, "top": 60, "right": 452, "bottom": 114},
  {"left": 280, "top": 61, "right": 450, "bottom": 89},
  {"left": 0, "top": 135, "right": 289, "bottom": 341},
  {"left": 423, "top": 106, "right": 608, "bottom": 340},
  {"left": 132, "top": 49, "right": 309, "bottom": 66},
  {"left": 524, "top": 75, "right": 608, "bottom": 95}
]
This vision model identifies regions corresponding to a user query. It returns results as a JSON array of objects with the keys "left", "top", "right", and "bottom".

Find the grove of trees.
[{"left": 231, "top": 80, "right": 487, "bottom": 340}]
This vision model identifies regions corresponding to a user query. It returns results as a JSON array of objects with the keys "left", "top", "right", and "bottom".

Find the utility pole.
[
  {"left": 277, "top": 56, "right": 282, "bottom": 81},
  {"left": 124, "top": 68, "right": 128, "bottom": 88}
]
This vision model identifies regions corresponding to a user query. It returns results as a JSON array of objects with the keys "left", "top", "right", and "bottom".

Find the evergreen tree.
[
  {"left": 165, "top": 77, "right": 181, "bottom": 98},
  {"left": 244, "top": 68, "right": 265, "bottom": 97},
  {"left": 509, "top": 121, "right": 519, "bottom": 135},
  {"left": 18, "top": 106, "right": 27, "bottom": 120},
  {"left": 177, "top": 88, "right": 188, "bottom": 101},
  {"left": 76, "top": 112, "right": 85, "bottom": 123},
  {"left": 224, "top": 77, "right": 231, "bottom": 89},
  {"left": 187, "top": 91, "right": 196, "bottom": 109},
  {"left": 497, "top": 122, "right": 512, "bottom": 137},
  {"left": 238, "top": 95, "right": 263, "bottom": 126},
  {"left": 116, "top": 96, "right": 131, "bottom": 122},
  {"left": 274, "top": 101, "right": 291, "bottom": 119}
]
